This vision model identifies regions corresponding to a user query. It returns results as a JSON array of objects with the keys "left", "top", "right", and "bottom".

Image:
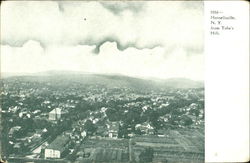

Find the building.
[
  {"left": 48, "top": 108, "right": 63, "bottom": 121},
  {"left": 135, "top": 122, "right": 154, "bottom": 135},
  {"left": 9, "top": 126, "right": 22, "bottom": 138},
  {"left": 159, "top": 114, "right": 171, "bottom": 122},
  {"left": 44, "top": 135, "right": 70, "bottom": 159},
  {"left": 107, "top": 122, "right": 119, "bottom": 139}
]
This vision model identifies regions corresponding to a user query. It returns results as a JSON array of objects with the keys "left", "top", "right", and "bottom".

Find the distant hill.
[{"left": 1, "top": 71, "right": 204, "bottom": 89}]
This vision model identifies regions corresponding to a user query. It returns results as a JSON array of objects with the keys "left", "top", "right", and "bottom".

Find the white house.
[
  {"left": 49, "top": 108, "right": 62, "bottom": 121},
  {"left": 45, "top": 148, "right": 61, "bottom": 159}
]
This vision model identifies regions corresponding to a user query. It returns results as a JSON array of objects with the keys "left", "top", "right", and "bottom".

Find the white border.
[{"left": 205, "top": 1, "right": 249, "bottom": 162}]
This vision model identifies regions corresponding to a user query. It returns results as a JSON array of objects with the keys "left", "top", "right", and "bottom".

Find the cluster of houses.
[
  {"left": 42, "top": 100, "right": 205, "bottom": 159},
  {"left": 2, "top": 78, "right": 204, "bottom": 161},
  {"left": 4, "top": 96, "right": 204, "bottom": 159}
]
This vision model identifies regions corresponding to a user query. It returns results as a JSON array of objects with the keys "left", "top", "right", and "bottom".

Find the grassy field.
[
  {"left": 75, "top": 128, "right": 204, "bottom": 163},
  {"left": 90, "top": 148, "right": 129, "bottom": 162},
  {"left": 132, "top": 128, "right": 204, "bottom": 163},
  {"left": 76, "top": 138, "right": 129, "bottom": 163}
]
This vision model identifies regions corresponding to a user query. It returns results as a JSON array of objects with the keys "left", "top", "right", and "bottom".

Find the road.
[{"left": 129, "top": 139, "right": 134, "bottom": 162}]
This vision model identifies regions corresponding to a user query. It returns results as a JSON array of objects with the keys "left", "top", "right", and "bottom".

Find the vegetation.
[{"left": 139, "top": 147, "right": 154, "bottom": 163}]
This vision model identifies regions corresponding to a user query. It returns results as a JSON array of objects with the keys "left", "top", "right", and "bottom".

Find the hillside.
[{"left": 1, "top": 71, "right": 204, "bottom": 89}]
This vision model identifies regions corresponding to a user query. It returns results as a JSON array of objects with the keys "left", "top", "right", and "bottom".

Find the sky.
[{"left": 1, "top": 1, "right": 204, "bottom": 80}]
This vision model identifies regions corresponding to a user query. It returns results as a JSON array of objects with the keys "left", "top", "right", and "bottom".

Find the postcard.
[{"left": 0, "top": 1, "right": 248, "bottom": 163}]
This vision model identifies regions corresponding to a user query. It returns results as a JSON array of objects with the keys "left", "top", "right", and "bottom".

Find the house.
[
  {"left": 92, "top": 118, "right": 99, "bottom": 124},
  {"left": 19, "top": 111, "right": 31, "bottom": 118},
  {"left": 48, "top": 108, "right": 63, "bottom": 121},
  {"left": 80, "top": 130, "right": 87, "bottom": 138},
  {"left": 159, "top": 114, "right": 171, "bottom": 122},
  {"left": 199, "top": 109, "right": 204, "bottom": 118},
  {"left": 107, "top": 122, "right": 119, "bottom": 139},
  {"left": 157, "top": 129, "right": 167, "bottom": 137},
  {"left": 44, "top": 135, "right": 70, "bottom": 159},
  {"left": 9, "top": 126, "right": 22, "bottom": 138},
  {"left": 128, "top": 133, "right": 135, "bottom": 137},
  {"left": 135, "top": 122, "right": 154, "bottom": 135},
  {"left": 142, "top": 105, "right": 150, "bottom": 112},
  {"left": 100, "top": 107, "right": 107, "bottom": 113}
]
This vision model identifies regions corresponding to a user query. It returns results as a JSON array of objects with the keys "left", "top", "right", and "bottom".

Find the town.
[{"left": 0, "top": 73, "right": 204, "bottom": 163}]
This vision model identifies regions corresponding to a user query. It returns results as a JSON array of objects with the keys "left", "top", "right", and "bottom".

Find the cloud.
[
  {"left": 1, "top": 1, "right": 204, "bottom": 80},
  {"left": 1, "top": 40, "right": 96, "bottom": 73},
  {"left": 1, "top": 1, "right": 203, "bottom": 50},
  {"left": 100, "top": 1, "right": 145, "bottom": 15},
  {"left": 80, "top": 36, "right": 162, "bottom": 54},
  {"left": 1, "top": 40, "right": 203, "bottom": 80}
]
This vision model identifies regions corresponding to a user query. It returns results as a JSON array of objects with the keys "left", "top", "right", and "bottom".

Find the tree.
[
  {"left": 118, "top": 126, "right": 128, "bottom": 138},
  {"left": 84, "top": 120, "right": 97, "bottom": 135},
  {"left": 182, "top": 115, "right": 193, "bottom": 126},
  {"left": 139, "top": 147, "right": 154, "bottom": 163}
]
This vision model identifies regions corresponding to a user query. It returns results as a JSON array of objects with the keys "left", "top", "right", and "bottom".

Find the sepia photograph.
[{"left": 0, "top": 1, "right": 206, "bottom": 163}]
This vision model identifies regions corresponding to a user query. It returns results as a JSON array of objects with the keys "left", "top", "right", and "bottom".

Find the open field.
[
  {"left": 75, "top": 138, "right": 129, "bottom": 163},
  {"left": 74, "top": 128, "right": 204, "bottom": 163},
  {"left": 132, "top": 128, "right": 204, "bottom": 163}
]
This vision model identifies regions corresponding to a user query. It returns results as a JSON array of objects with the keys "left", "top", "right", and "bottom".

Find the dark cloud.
[
  {"left": 100, "top": 1, "right": 145, "bottom": 15},
  {"left": 186, "top": 46, "right": 204, "bottom": 56},
  {"left": 78, "top": 36, "right": 162, "bottom": 54},
  {"left": 181, "top": 1, "right": 204, "bottom": 10},
  {"left": 1, "top": 37, "right": 161, "bottom": 56},
  {"left": 57, "top": 2, "right": 65, "bottom": 12},
  {"left": 1, "top": 1, "right": 203, "bottom": 59},
  {"left": 1, "top": 39, "right": 46, "bottom": 50}
]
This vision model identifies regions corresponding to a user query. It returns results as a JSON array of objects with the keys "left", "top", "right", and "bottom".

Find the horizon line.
[{"left": 1, "top": 70, "right": 204, "bottom": 82}]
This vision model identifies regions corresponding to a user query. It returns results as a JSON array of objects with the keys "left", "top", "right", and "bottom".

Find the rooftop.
[
  {"left": 46, "top": 134, "right": 70, "bottom": 152},
  {"left": 49, "top": 107, "right": 62, "bottom": 114}
]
